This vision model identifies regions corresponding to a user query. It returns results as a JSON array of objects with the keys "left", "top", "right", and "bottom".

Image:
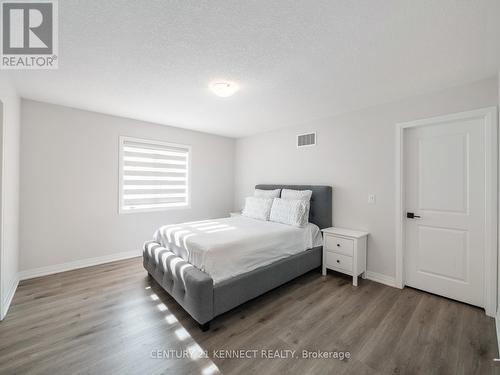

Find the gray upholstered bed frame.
[{"left": 143, "top": 184, "right": 332, "bottom": 331}]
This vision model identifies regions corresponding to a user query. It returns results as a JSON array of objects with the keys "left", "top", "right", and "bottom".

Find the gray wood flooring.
[{"left": 0, "top": 257, "right": 498, "bottom": 375}]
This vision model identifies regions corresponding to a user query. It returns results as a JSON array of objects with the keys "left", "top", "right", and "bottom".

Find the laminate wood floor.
[{"left": 0, "top": 257, "right": 498, "bottom": 375}]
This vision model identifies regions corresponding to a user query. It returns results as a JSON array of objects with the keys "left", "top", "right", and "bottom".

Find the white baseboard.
[
  {"left": 365, "top": 270, "right": 397, "bottom": 288},
  {"left": 1, "top": 275, "right": 19, "bottom": 320},
  {"left": 496, "top": 314, "right": 500, "bottom": 357},
  {"left": 18, "top": 250, "right": 142, "bottom": 281}
]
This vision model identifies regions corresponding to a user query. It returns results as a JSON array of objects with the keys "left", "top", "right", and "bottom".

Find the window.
[{"left": 119, "top": 136, "right": 190, "bottom": 213}]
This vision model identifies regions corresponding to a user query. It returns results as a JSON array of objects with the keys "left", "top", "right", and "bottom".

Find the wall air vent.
[{"left": 297, "top": 132, "right": 316, "bottom": 148}]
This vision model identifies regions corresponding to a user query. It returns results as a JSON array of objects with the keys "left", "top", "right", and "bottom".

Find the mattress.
[{"left": 152, "top": 215, "right": 323, "bottom": 284}]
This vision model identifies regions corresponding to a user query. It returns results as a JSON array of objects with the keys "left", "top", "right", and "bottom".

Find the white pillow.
[
  {"left": 281, "top": 189, "right": 312, "bottom": 222},
  {"left": 281, "top": 189, "right": 312, "bottom": 201},
  {"left": 254, "top": 188, "right": 281, "bottom": 199},
  {"left": 242, "top": 197, "right": 273, "bottom": 221},
  {"left": 269, "top": 198, "right": 308, "bottom": 227}
]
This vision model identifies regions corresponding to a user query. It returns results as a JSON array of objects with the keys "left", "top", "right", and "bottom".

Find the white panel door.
[{"left": 404, "top": 116, "right": 485, "bottom": 307}]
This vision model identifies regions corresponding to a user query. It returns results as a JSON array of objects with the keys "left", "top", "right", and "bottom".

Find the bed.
[{"left": 143, "top": 184, "right": 332, "bottom": 330}]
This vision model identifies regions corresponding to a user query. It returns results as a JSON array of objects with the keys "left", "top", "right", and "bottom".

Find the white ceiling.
[{"left": 7, "top": 0, "right": 500, "bottom": 138}]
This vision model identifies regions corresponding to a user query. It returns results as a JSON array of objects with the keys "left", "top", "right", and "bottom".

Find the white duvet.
[{"left": 153, "top": 215, "right": 323, "bottom": 284}]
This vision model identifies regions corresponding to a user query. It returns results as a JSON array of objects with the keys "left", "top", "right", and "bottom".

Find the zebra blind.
[{"left": 120, "top": 137, "right": 190, "bottom": 213}]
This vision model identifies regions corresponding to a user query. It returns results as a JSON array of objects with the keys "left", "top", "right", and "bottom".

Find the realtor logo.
[{"left": 1, "top": 0, "right": 58, "bottom": 69}]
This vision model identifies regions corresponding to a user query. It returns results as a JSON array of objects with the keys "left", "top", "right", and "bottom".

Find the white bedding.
[{"left": 152, "top": 215, "right": 323, "bottom": 284}]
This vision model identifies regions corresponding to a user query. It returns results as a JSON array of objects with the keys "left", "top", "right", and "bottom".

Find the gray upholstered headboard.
[{"left": 255, "top": 184, "right": 332, "bottom": 229}]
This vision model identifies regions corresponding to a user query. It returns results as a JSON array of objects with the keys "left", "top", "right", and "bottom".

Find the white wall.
[
  {"left": 498, "top": 71, "right": 500, "bottom": 318},
  {"left": 0, "top": 74, "right": 21, "bottom": 319},
  {"left": 234, "top": 77, "right": 498, "bottom": 279},
  {"left": 20, "top": 100, "right": 235, "bottom": 273}
]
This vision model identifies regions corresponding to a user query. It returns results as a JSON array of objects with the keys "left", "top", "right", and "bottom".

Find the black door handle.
[{"left": 407, "top": 212, "right": 421, "bottom": 219}]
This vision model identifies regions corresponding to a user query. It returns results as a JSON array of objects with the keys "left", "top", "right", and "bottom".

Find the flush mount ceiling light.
[{"left": 209, "top": 81, "right": 239, "bottom": 97}]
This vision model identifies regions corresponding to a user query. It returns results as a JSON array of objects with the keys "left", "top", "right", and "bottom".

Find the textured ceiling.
[{"left": 5, "top": 0, "right": 500, "bottom": 137}]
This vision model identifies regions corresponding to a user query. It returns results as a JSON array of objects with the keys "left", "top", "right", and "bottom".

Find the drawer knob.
[
  {"left": 336, "top": 260, "right": 340, "bottom": 263},
  {"left": 337, "top": 244, "right": 340, "bottom": 247}
]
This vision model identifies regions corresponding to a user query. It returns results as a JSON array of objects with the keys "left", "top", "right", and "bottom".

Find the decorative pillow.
[
  {"left": 269, "top": 198, "right": 308, "bottom": 227},
  {"left": 254, "top": 188, "right": 281, "bottom": 199},
  {"left": 242, "top": 197, "right": 273, "bottom": 221},
  {"left": 281, "top": 189, "right": 313, "bottom": 222}
]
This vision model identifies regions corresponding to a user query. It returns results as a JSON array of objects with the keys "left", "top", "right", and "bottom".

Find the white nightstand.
[
  {"left": 321, "top": 227, "right": 368, "bottom": 286},
  {"left": 229, "top": 212, "right": 241, "bottom": 217}
]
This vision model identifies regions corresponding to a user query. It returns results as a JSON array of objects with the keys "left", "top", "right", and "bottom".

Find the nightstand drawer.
[
  {"left": 325, "top": 251, "right": 353, "bottom": 272},
  {"left": 324, "top": 235, "right": 354, "bottom": 256}
]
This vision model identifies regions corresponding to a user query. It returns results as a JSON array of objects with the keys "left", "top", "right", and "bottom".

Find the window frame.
[{"left": 118, "top": 136, "right": 192, "bottom": 214}]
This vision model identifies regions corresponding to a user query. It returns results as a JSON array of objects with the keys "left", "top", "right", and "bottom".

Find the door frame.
[
  {"left": 395, "top": 106, "right": 498, "bottom": 317},
  {"left": 0, "top": 100, "right": 3, "bottom": 320}
]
